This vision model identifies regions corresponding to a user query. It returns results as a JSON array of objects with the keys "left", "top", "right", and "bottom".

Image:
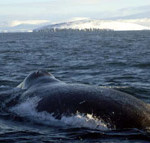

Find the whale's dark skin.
[{"left": 17, "top": 70, "right": 150, "bottom": 129}]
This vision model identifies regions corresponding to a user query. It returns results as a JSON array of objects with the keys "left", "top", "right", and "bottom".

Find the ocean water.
[{"left": 0, "top": 30, "right": 150, "bottom": 142}]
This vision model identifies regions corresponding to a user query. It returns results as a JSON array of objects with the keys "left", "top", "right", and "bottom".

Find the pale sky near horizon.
[{"left": 0, "top": 0, "right": 150, "bottom": 23}]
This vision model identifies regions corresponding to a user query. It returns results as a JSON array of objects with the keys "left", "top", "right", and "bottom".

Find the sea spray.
[{"left": 10, "top": 97, "right": 108, "bottom": 130}]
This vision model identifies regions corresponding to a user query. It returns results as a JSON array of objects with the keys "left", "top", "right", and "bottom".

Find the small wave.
[
  {"left": 133, "top": 62, "right": 150, "bottom": 69},
  {"left": 10, "top": 97, "right": 108, "bottom": 131},
  {"left": 0, "top": 85, "right": 12, "bottom": 91},
  {"left": 99, "top": 85, "right": 129, "bottom": 89}
]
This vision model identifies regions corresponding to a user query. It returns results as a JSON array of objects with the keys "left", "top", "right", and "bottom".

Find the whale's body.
[{"left": 17, "top": 70, "right": 150, "bottom": 129}]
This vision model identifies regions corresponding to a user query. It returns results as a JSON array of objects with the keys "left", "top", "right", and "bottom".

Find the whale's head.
[{"left": 17, "top": 70, "right": 56, "bottom": 89}]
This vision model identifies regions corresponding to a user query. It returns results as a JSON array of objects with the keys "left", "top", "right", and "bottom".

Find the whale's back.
[{"left": 33, "top": 83, "right": 150, "bottom": 129}]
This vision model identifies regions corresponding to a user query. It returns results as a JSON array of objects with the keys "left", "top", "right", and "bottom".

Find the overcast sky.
[{"left": 0, "top": 0, "right": 150, "bottom": 25}]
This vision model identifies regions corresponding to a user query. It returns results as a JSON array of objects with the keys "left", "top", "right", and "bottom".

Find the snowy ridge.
[{"left": 34, "top": 19, "right": 150, "bottom": 32}]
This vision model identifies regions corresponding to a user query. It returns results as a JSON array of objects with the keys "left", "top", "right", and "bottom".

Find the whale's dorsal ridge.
[{"left": 17, "top": 70, "right": 57, "bottom": 89}]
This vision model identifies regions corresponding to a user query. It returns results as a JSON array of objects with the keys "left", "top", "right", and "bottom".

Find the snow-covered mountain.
[
  {"left": 0, "top": 20, "right": 50, "bottom": 33},
  {"left": 1, "top": 18, "right": 150, "bottom": 32},
  {"left": 34, "top": 19, "right": 150, "bottom": 32},
  {"left": 1, "top": 24, "right": 41, "bottom": 33}
]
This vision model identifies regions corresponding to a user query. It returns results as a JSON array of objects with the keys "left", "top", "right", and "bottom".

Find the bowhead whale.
[{"left": 17, "top": 70, "right": 150, "bottom": 129}]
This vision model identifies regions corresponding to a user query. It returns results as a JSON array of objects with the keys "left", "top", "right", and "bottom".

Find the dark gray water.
[{"left": 0, "top": 30, "right": 150, "bottom": 142}]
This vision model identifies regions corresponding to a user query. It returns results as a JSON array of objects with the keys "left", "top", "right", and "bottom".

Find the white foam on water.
[
  {"left": 61, "top": 113, "right": 108, "bottom": 130},
  {"left": 10, "top": 97, "right": 108, "bottom": 131}
]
